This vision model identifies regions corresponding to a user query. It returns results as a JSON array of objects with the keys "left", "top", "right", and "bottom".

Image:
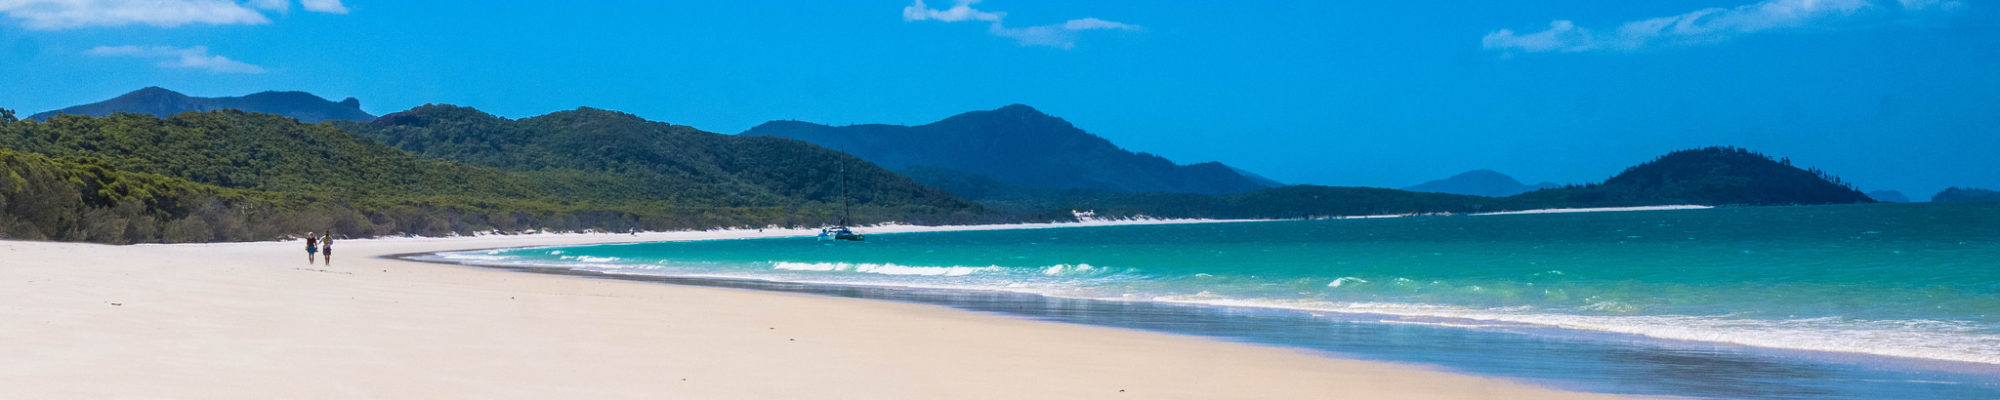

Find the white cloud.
[
  {"left": 902, "top": 0, "right": 1138, "bottom": 49},
  {"left": 903, "top": 0, "right": 999, "bottom": 22},
  {"left": 1062, "top": 17, "right": 1135, "bottom": 31},
  {"left": 87, "top": 45, "right": 267, "bottom": 74},
  {"left": 300, "top": 0, "right": 345, "bottom": 14},
  {"left": 1484, "top": 0, "right": 1963, "bottom": 54},
  {"left": 0, "top": 0, "right": 348, "bottom": 30},
  {"left": 990, "top": 17, "right": 1140, "bottom": 49}
]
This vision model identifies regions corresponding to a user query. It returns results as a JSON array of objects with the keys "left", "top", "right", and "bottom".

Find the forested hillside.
[
  {"left": 1516, "top": 147, "right": 1873, "bottom": 206},
  {"left": 339, "top": 105, "right": 979, "bottom": 215},
  {"left": 5, "top": 110, "right": 530, "bottom": 199},
  {"left": 0, "top": 110, "right": 985, "bottom": 243},
  {"left": 0, "top": 103, "right": 1878, "bottom": 244},
  {"left": 0, "top": 148, "right": 292, "bottom": 242}
]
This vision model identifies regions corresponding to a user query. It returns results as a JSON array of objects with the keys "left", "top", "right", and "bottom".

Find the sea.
[{"left": 419, "top": 202, "right": 2000, "bottom": 399}]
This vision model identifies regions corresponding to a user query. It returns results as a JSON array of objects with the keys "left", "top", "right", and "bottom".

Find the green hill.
[
  {"left": 0, "top": 147, "right": 296, "bottom": 242},
  {"left": 5, "top": 109, "right": 530, "bottom": 199},
  {"left": 0, "top": 109, "right": 985, "bottom": 243},
  {"left": 338, "top": 105, "right": 980, "bottom": 219},
  {"left": 0, "top": 101, "right": 1875, "bottom": 243},
  {"left": 1517, "top": 147, "right": 1873, "bottom": 206}
]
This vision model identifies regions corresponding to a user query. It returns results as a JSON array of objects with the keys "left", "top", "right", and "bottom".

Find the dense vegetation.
[
  {"left": 5, "top": 110, "right": 528, "bottom": 199},
  {"left": 0, "top": 110, "right": 985, "bottom": 243},
  {"left": 941, "top": 147, "right": 1874, "bottom": 220},
  {"left": 742, "top": 104, "right": 1275, "bottom": 195},
  {"left": 337, "top": 105, "right": 980, "bottom": 218},
  {"left": 30, "top": 87, "right": 374, "bottom": 123},
  {"left": 0, "top": 148, "right": 288, "bottom": 242},
  {"left": 1933, "top": 187, "right": 2000, "bottom": 203},
  {"left": 0, "top": 96, "right": 1878, "bottom": 245},
  {"left": 1516, "top": 147, "right": 1873, "bottom": 206}
]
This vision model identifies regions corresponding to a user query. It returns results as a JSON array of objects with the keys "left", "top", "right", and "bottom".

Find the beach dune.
[{"left": 1, "top": 228, "right": 1625, "bottom": 399}]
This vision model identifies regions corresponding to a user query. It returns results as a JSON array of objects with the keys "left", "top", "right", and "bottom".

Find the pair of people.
[{"left": 305, "top": 232, "right": 334, "bottom": 264}]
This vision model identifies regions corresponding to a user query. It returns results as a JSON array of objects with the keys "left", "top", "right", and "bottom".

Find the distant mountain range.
[
  {"left": 741, "top": 105, "right": 1277, "bottom": 196},
  {"left": 996, "top": 146, "right": 1876, "bottom": 220},
  {"left": 0, "top": 88, "right": 1887, "bottom": 243},
  {"left": 1867, "top": 190, "right": 1910, "bottom": 203},
  {"left": 30, "top": 87, "right": 373, "bottom": 123},
  {"left": 1932, "top": 187, "right": 2000, "bottom": 203},
  {"left": 1403, "top": 169, "right": 1561, "bottom": 197}
]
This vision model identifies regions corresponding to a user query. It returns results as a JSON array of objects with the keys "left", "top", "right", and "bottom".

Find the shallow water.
[{"left": 425, "top": 202, "right": 2000, "bottom": 399}]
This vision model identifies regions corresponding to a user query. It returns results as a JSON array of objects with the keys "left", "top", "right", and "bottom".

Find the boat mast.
[{"left": 839, "top": 148, "right": 850, "bottom": 227}]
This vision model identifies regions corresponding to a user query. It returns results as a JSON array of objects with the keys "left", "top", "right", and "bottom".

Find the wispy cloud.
[
  {"left": 300, "top": 0, "right": 346, "bottom": 14},
  {"left": 902, "top": 0, "right": 1138, "bottom": 49},
  {"left": 989, "top": 17, "right": 1139, "bottom": 49},
  {"left": 903, "top": 0, "right": 1000, "bottom": 22},
  {"left": 87, "top": 45, "right": 267, "bottom": 74},
  {"left": 0, "top": 0, "right": 349, "bottom": 30},
  {"left": 1483, "top": 0, "right": 1964, "bottom": 54}
]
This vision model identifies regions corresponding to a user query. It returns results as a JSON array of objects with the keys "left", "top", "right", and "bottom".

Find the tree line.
[
  {"left": 0, "top": 109, "right": 1879, "bottom": 244},
  {"left": 0, "top": 110, "right": 993, "bottom": 244}
]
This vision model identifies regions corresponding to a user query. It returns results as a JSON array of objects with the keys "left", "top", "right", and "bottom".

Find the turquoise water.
[{"left": 436, "top": 203, "right": 2000, "bottom": 366}]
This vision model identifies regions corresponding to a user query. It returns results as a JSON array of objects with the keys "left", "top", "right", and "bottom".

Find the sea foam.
[
  {"left": 440, "top": 247, "right": 2000, "bottom": 365},
  {"left": 770, "top": 261, "right": 1002, "bottom": 276},
  {"left": 1144, "top": 296, "right": 2000, "bottom": 365},
  {"left": 1327, "top": 277, "right": 1368, "bottom": 287}
]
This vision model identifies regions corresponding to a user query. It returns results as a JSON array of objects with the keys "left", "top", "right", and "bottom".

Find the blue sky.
[{"left": 2, "top": 1, "right": 1995, "bottom": 198}]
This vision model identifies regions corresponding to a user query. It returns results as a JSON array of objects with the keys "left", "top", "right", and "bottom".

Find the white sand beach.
[{"left": 1, "top": 223, "right": 1633, "bottom": 399}]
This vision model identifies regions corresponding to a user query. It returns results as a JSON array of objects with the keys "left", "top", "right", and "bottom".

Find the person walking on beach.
[
  {"left": 305, "top": 232, "right": 318, "bottom": 264},
  {"left": 321, "top": 233, "right": 334, "bottom": 265}
]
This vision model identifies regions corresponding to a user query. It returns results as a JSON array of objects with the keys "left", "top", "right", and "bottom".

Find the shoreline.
[
  {"left": 421, "top": 251, "right": 2000, "bottom": 368},
  {"left": 1471, "top": 205, "right": 1714, "bottom": 216},
  {"left": 1302, "top": 204, "right": 1714, "bottom": 220},
  {"left": 407, "top": 250, "right": 2000, "bottom": 397},
  {"left": 2, "top": 220, "right": 1632, "bottom": 399},
  {"left": 407, "top": 221, "right": 2000, "bottom": 394}
]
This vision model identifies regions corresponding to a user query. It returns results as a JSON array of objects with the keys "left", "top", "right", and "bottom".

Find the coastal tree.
[
  {"left": 0, "top": 110, "right": 997, "bottom": 244},
  {"left": 1, "top": 108, "right": 15, "bottom": 124}
]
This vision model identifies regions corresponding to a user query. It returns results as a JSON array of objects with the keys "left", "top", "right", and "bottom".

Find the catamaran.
[
  {"left": 818, "top": 225, "right": 863, "bottom": 241},
  {"left": 818, "top": 152, "right": 865, "bottom": 242}
]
